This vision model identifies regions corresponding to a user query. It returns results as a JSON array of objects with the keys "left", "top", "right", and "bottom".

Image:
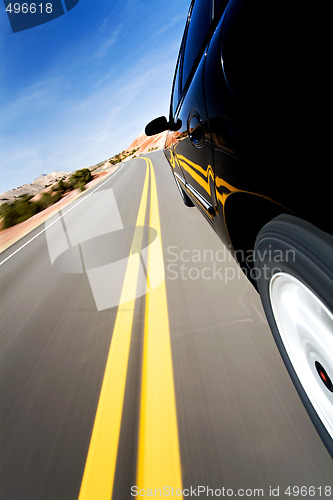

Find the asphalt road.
[{"left": 0, "top": 151, "right": 332, "bottom": 500}]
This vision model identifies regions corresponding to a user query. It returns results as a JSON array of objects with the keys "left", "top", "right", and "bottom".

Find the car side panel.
[
  {"left": 173, "top": 55, "right": 218, "bottom": 219},
  {"left": 203, "top": 0, "right": 331, "bottom": 235}
]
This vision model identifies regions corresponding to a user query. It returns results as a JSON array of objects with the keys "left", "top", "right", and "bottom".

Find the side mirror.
[
  {"left": 145, "top": 117, "right": 182, "bottom": 136},
  {"left": 170, "top": 118, "right": 182, "bottom": 132},
  {"left": 145, "top": 116, "right": 169, "bottom": 136}
]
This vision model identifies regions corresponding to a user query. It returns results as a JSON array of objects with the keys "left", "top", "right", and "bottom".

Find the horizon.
[
  {"left": 0, "top": 130, "right": 158, "bottom": 196},
  {"left": 0, "top": 0, "right": 190, "bottom": 193}
]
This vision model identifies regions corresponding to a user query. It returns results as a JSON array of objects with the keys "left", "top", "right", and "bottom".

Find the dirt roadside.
[{"left": 0, "top": 165, "right": 120, "bottom": 256}]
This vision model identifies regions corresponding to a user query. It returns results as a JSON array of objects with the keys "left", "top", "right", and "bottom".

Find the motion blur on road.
[{"left": 0, "top": 152, "right": 332, "bottom": 499}]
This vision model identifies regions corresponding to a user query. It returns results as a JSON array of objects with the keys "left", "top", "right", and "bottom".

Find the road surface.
[{"left": 0, "top": 152, "right": 332, "bottom": 499}]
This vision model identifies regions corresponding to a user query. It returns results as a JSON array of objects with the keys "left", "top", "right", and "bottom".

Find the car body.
[{"left": 145, "top": 0, "right": 333, "bottom": 456}]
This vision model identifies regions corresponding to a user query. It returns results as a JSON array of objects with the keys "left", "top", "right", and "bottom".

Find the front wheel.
[{"left": 254, "top": 214, "right": 333, "bottom": 457}]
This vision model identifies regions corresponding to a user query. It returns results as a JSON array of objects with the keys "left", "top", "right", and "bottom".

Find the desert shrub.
[
  {"left": 37, "top": 192, "right": 54, "bottom": 210},
  {"left": 69, "top": 168, "right": 92, "bottom": 190},
  {"left": 51, "top": 191, "right": 63, "bottom": 203},
  {"left": 57, "top": 179, "right": 71, "bottom": 194},
  {"left": 1, "top": 196, "right": 40, "bottom": 229}
]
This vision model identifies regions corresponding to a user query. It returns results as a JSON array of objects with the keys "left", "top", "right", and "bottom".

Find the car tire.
[{"left": 254, "top": 214, "right": 333, "bottom": 457}]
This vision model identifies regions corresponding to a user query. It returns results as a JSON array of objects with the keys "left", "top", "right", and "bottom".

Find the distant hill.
[
  {"left": 126, "top": 131, "right": 167, "bottom": 156},
  {"left": 0, "top": 130, "right": 167, "bottom": 205},
  {"left": 0, "top": 172, "right": 71, "bottom": 206}
]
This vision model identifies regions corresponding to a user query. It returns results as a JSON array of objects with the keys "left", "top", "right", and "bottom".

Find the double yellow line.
[{"left": 79, "top": 158, "right": 183, "bottom": 499}]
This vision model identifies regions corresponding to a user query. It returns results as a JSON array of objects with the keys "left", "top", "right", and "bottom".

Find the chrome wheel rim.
[{"left": 269, "top": 272, "right": 333, "bottom": 439}]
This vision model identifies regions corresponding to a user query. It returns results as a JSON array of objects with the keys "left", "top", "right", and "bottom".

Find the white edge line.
[{"left": 0, "top": 163, "right": 126, "bottom": 267}]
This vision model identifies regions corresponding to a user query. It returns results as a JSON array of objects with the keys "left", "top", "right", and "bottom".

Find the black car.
[{"left": 146, "top": 0, "right": 333, "bottom": 457}]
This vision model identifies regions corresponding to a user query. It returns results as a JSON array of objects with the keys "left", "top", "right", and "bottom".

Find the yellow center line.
[
  {"left": 136, "top": 158, "right": 183, "bottom": 495},
  {"left": 79, "top": 162, "right": 150, "bottom": 500}
]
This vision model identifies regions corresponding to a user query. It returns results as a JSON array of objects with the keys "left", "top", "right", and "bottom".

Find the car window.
[
  {"left": 221, "top": 0, "right": 264, "bottom": 105},
  {"left": 182, "top": 0, "right": 212, "bottom": 91},
  {"left": 171, "top": 53, "right": 182, "bottom": 117},
  {"left": 213, "top": 0, "right": 229, "bottom": 18}
]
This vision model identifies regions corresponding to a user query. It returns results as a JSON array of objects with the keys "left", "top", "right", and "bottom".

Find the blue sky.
[{"left": 0, "top": 0, "right": 190, "bottom": 193}]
